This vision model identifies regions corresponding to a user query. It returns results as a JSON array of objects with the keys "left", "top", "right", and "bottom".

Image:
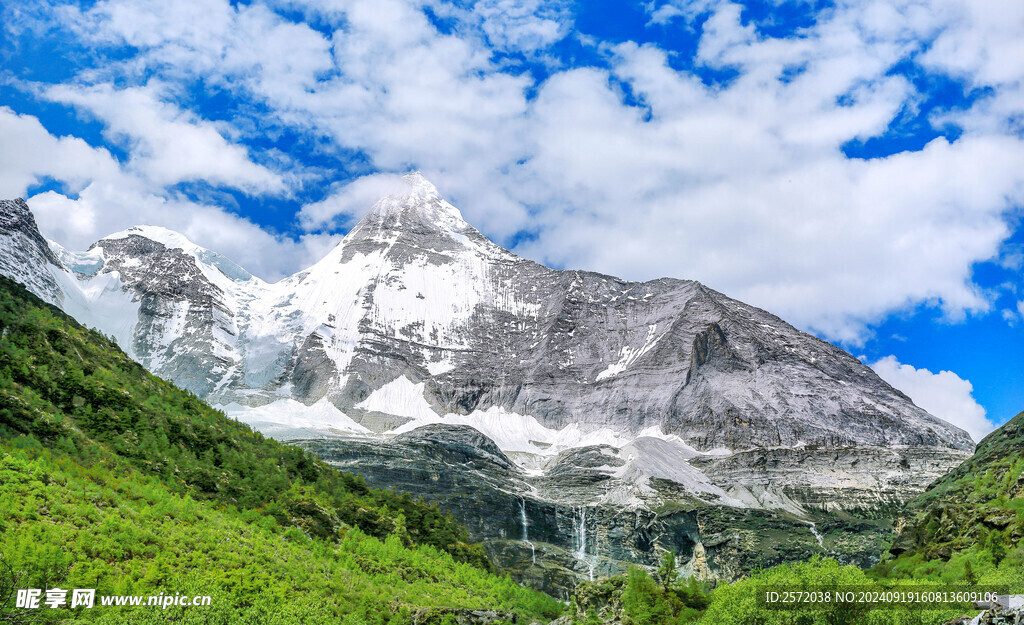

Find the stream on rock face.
[
  {"left": 573, "top": 506, "right": 596, "bottom": 581},
  {"left": 807, "top": 522, "right": 824, "bottom": 548},
  {"left": 520, "top": 496, "right": 536, "bottom": 565}
]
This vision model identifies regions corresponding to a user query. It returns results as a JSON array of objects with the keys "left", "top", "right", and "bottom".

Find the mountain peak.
[
  {"left": 0, "top": 198, "right": 67, "bottom": 305},
  {"left": 0, "top": 197, "right": 31, "bottom": 222},
  {"left": 98, "top": 225, "right": 199, "bottom": 252},
  {"left": 401, "top": 171, "right": 441, "bottom": 199},
  {"left": 350, "top": 172, "right": 472, "bottom": 240},
  {"left": 94, "top": 225, "right": 256, "bottom": 284}
]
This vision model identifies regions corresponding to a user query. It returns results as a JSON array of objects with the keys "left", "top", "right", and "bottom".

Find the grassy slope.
[
  {"left": 0, "top": 276, "right": 561, "bottom": 623},
  {"left": 878, "top": 410, "right": 1024, "bottom": 584}
]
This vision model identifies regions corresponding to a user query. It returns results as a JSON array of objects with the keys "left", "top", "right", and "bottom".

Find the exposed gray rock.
[
  {"left": 0, "top": 176, "right": 974, "bottom": 595},
  {"left": 0, "top": 199, "right": 66, "bottom": 306},
  {"left": 409, "top": 607, "right": 520, "bottom": 625},
  {"left": 0, "top": 177, "right": 972, "bottom": 453},
  {"left": 689, "top": 444, "right": 972, "bottom": 514}
]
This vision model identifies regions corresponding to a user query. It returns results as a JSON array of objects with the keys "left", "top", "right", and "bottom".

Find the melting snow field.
[
  {"left": 219, "top": 373, "right": 748, "bottom": 509},
  {"left": 356, "top": 377, "right": 439, "bottom": 421},
  {"left": 220, "top": 398, "right": 372, "bottom": 439},
  {"left": 54, "top": 268, "right": 142, "bottom": 359},
  {"left": 225, "top": 373, "right": 733, "bottom": 462},
  {"left": 372, "top": 375, "right": 716, "bottom": 456}
]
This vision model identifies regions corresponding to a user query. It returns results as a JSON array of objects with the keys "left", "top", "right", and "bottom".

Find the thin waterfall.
[
  {"left": 574, "top": 506, "right": 595, "bottom": 581},
  {"left": 520, "top": 497, "right": 536, "bottom": 565}
]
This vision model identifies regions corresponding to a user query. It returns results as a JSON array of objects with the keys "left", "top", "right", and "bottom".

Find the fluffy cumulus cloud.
[
  {"left": 0, "top": 102, "right": 330, "bottom": 281},
  {"left": 298, "top": 173, "right": 411, "bottom": 230},
  {"left": 0, "top": 0, "right": 1023, "bottom": 342},
  {"left": 42, "top": 83, "right": 284, "bottom": 192},
  {"left": 471, "top": 0, "right": 572, "bottom": 53},
  {"left": 871, "top": 355, "right": 996, "bottom": 441},
  {"left": 0, "top": 107, "right": 122, "bottom": 202}
]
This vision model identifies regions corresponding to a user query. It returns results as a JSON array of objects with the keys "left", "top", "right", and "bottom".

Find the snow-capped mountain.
[
  {"left": 0, "top": 178, "right": 975, "bottom": 584},
  {"left": 0, "top": 177, "right": 971, "bottom": 453}
]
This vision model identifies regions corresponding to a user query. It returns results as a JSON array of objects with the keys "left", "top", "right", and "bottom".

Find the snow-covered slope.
[
  {"left": 1, "top": 180, "right": 980, "bottom": 587},
  {"left": 0, "top": 176, "right": 973, "bottom": 505}
]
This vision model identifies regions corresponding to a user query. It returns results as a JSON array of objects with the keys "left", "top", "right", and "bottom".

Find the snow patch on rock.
[
  {"left": 220, "top": 398, "right": 371, "bottom": 439},
  {"left": 356, "top": 376, "right": 439, "bottom": 421},
  {"left": 596, "top": 324, "right": 664, "bottom": 381}
]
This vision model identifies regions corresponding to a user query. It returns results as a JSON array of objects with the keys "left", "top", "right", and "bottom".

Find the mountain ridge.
[
  {"left": 0, "top": 178, "right": 973, "bottom": 454},
  {"left": 0, "top": 179, "right": 977, "bottom": 587}
]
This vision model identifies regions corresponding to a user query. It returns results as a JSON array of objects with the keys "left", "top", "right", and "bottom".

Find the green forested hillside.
[
  {"left": 0, "top": 276, "right": 561, "bottom": 623},
  {"left": 880, "top": 410, "right": 1024, "bottom": 584}
]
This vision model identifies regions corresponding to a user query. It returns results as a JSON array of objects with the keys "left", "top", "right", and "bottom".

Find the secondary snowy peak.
[
  {"left": 101, "top": 225, "right": 199, "bottom": 251},
  {"left": 95, "top": 225, "right": 258, "bottom": 286}
]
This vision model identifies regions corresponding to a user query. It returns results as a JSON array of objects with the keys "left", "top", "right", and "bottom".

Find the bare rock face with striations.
[
  {"left": 0, "top": 176, "right": 973, "bottom": 590},
  {"left": 0, "top": 199, "right": 66, "bottom": 305},
  {"left": 0, "top": 179, "right": 971, "bottom": 452}
]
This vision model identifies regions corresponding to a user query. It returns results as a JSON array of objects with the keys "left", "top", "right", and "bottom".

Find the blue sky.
[{"left": 1, "top": 0, "right": 1022, "bottom": 438}]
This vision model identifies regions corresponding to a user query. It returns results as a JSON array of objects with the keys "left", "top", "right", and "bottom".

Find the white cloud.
[
  {"left": 644, "top": 0, "right": 717, "bottom": 25},
  {"left": 0, "top": 106, "right": 334, "bottom": 282},
  {"left": 0, "top": 106, "right": 122, "bottom": 199},
  {"left": 871, "top": 355, "right": 995, "bottom": 442},
  {"left": 473, "top": 0, "right": 571, "bottom": 53},
  {"left": 919, "top": 0, "right": 1024, "bottom": 86},
  {"left": 299, "top": 173, "right": 410, "bottom": 230},
  {"left": 5, "top": 0, "right": 1024, "bottom": 344},
  {"left": 42, "top": 83, "right": 285, "bottom": 193}
]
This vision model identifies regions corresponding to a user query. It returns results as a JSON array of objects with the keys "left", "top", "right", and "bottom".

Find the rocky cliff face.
[
  {"left": 0, "top": 199, "right": 66, "bottom": 306},
  {"left": 0, "top": 177, "right": 971, "bottom": 453},
  {"left": 0, "top": 177, "right": 973, "bottom": 592},
  {"left": 294, "top": 425, "right": 965, "bottom": 596}
]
